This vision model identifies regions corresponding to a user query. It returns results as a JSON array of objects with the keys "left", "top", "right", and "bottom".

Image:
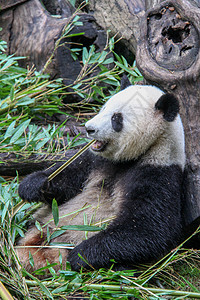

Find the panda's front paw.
[
  {"left": 68, "top": 237, "right": 110, "bottom": 272},
  {"left": 18, "top": 171, "right": 49, "bottom": 203},
  {"left": 68, "top": 241, "right": 92, "bottom": 271}
]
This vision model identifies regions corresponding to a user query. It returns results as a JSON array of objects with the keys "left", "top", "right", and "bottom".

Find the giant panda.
[{"left": 17, "top": 82, "right": 185, "bottom": 273}]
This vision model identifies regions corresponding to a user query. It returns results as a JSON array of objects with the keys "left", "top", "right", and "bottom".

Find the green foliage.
[
  {"left": 54, "top": 16, "right": 143, "bottom": 110},
  {"left": 0, "top": 24, "right": 143, "bottom": 155},
  {"left": 0, "top": 13, "right": 199, "bottom": 300},
  {"left": 0, "top": 39, "right": 63, "bottom": 118},
  {"left": 0, "top": 39, "right": 69, "bottom": 154},
  {"left": 52, "top": 198, "right": 59, "bottom": 227},
  {"left": 0, "top": 177, "right": 200, "bottom": 299},
  {"left": 69, "top": 42, "right": 143, "bottom": 109}
]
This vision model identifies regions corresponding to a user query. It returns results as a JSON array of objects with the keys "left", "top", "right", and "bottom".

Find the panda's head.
[{"left": 85, "top": 85, "right": 185, "bottom": 168}]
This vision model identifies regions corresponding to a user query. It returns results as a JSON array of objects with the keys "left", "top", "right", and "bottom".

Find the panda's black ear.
[
  {"left": 155, "top": 93, "right": 179, "bottom": 122},
  {"left": 120, "top": 74, "right": 132, "bottom": 90}
]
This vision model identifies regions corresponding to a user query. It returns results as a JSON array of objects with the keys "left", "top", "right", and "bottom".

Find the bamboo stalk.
[
  {"left": 68, "top": 283, "right": 200, "bottom": 298},
  {"left": 48, "top": 139, "right": 95, "bottom": 181},
  {"left": 15, "top": 245, "right": 74, "bottom": 249},
  {"left": 25, "top": 280, "right": 200, "bottom": 298},
  {"left": 0, "top": 281, "right": 14, "bottom": 300}
]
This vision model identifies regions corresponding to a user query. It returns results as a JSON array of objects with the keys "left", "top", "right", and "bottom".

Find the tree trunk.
[
  {"left": 88, "top": 0, "right": 145, "bottom": 54},
  {"left": 0, "top": 0, "right": 67, "bottom": 72},
  {"left": 0, "top": 0, "right": 109, "bottom": 102},
  {"left": 0, "top": 0, "right": 27, "bottom": 10},
  {"left": 136, "top": 0, "right": 200, "bottom": 225},
  {"left": 0, "top": 150, "right": 76, "bottom": 176}
]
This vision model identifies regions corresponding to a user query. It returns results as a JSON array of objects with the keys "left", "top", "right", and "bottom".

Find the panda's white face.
[{"left": 85, "top": 85, "right": 185, "bottom": 168}]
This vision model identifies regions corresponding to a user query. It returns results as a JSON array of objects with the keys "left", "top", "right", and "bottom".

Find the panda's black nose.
[{"left": 85, "top": 126, "right": 96, "bottom": 135}]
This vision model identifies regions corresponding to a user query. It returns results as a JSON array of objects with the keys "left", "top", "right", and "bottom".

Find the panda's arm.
[{"left": 18, "top": 150, "right": 96, "bottom": 205}]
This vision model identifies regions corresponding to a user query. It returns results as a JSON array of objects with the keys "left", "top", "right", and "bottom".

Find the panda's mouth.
[{"left": 91, "top": 140, "right": 108, "bottom": 152}]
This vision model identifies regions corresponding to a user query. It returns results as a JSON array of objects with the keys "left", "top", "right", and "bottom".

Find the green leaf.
[
  {"left": 50, "top": 229, "right": 67, "bottom": 240},
  {"left": 35, "top": 137, "right": 50, "bottom": 150},
  {"left": 52, "top": 198, "right": 59, "bottom": 227},
  {"left": 103, "top": 78, "right": 119, "bottom": 86},
  {"left": 17, "top": 96, "right": 35, "bottom": 106},
  {"left": 35, "top": 220, "right": 43, "bottom": 233},
  {"left": 23, "top": 270, "right": 54, "bottom": 299},
  {"left": 102, "top": 57, "right": 114, "bottom": 65},
  {"left": 10, "top": 86, "right": 15, "bottom": 101},
  {"left": 1, "top": 201, "right": 8, "bottom": 225},
  {"left": 0, "top": 176, "right": 6, "bottom": 183},
  {"left": 0, "top": 56, "right": 15, "bottom": 71},
  {"left": 121, "top": 56, "right": 129, "bottom": 68},
  {"left": 98, "top": 51, "right": 107, "bottom": 64},
  {"left": 61, "top": 225, "right": 102, "bottom": 231},
  {"left": 29, "top": 251, "right": 34, "bottom": 267},
  {"left": 82, "top": 47, "right": 89, "bottom": 65},
  {"left": 115, "top": 61, "right": 142, "bottom": 78},
  {"left": 10, "top": 119, "right": 31, "bottom": 144},
  {"left": 113, "top": 52, "right": 123, "bottom": 64},
  {"left": 68, "top": 0, "right": 76, "bottom": 7},
  {"left": 59, "top": 270, "right": 77, "bottom": 278},
  {"left": 15, "top": 226, "right": 25, "bottom": 238},
  {"left": 78, "top": 252, "right": 89, "bottom": 265},
  {"left": 50, "top": 224, "right": 103, "bottom": 241},
  {"left": 33, "top": 263, "right": 58, "bottom": 275},
  {"left": 67, "top": 32, "right": 84, "bottom": 38},
  {"left": 52, "top": 283, "right": 69, "bottom": 294},
  {"left": 4, "top": 120, "right": 16, "bottom": 138},
  {"left": 109, "top": 36, "right": 115, "bottom": 51},
  {"left": 46, "top": 225, "right": 50, "bottom": 243}
]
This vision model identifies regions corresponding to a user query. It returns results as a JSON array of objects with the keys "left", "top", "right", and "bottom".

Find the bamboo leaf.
[
  {"left": 50, "top": 229, "right": 67, "bottom": 240},
  {"left": 23, "top": 270, "right": 54, "bottom": 299},
  {"left": 10, "top": 119, "right": 31, "bottom": 144},
  {"left": 52, "top": 198, "right": 59, "bottom": 227},
  {"left": 102, "top": 57, "right": 114, "bottom": 65},
  {"left": 61, "top": 225, "right": 102, "bottom": 231},
  {"left": 17, "top": 96, "right": 35, "bottom": 106},
  {"left": 4, "top": 120, "right": 16, "bottom": 138},
  {"left": 29, "top": 252, "right": 34, "bottom": 268},
  {"left": 35, "top": 220, "right": 43, "bottom": 233},
  {"left": 35, "top": 137, "right": 50, "bottom": 150},
  {"left": 82, "top": 47, "right": 89, "bottom": 65},
  {"left": 52, "top": 283, "right": 70, "bottom": 294},
  {"left": 9, "top": 86, "right": 15, "bottom": 101}
]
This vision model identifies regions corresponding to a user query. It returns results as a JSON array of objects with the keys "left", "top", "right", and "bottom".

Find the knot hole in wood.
[{"left": 147, "top": 5, "right": 199, "bottom": 71}]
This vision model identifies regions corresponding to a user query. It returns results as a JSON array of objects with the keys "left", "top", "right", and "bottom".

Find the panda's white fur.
[
  {"left": 17, "top": 84, "right": 185, "bottom": 273},
  {"left": 86, "top": 85, "right": 185, "bottom": 168}
]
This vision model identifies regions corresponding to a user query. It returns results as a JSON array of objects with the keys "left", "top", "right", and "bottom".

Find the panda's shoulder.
[
  {"left": 122, "top": 164, "right": 183, "bottom": 194},
  {"left": 136, "top": 164, "right": 183, "bottom": 181}
]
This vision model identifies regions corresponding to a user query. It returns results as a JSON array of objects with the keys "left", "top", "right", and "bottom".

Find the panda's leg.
[
  {"left": 16, "top": 195, "right": 90, "bottom": 273},
  {"left": 68, "top": 225, "right": 167, "bottom": 272},
  {"left": 16, "top": 226, "right": 69, "bottom": 274}
]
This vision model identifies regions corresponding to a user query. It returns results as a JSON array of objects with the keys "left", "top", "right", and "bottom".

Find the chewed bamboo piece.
[{"left": 48, "top": 139, "right": 96, "bottom": 181}]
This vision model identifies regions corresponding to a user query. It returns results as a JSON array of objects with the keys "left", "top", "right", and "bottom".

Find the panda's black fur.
[{"left": 18, "top": 82, "right": 185, "bottom": 272}]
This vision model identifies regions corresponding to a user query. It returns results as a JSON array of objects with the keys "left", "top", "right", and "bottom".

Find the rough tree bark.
[
  {"left": 0, "top": 150, "right": 77, "bottom": 176},
  {"left": 88, "top": 0, "right": 145, "bottom": 54},
  {"left": 0, "top": 0, "right": 69, "bottom": 73},
  {"left": 137, "top": 0, "right": 200, "bottom": 225},
  {"left": 0, "top": 0, "right": 109, "bottom": 101},
  {"left": 85, "top": 0, "right": 200, "bottom": 226}
]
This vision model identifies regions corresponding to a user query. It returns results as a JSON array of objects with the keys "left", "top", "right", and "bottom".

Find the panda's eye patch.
[{"left": 111, "top": 113, "right": 123, "bottom": 132}]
